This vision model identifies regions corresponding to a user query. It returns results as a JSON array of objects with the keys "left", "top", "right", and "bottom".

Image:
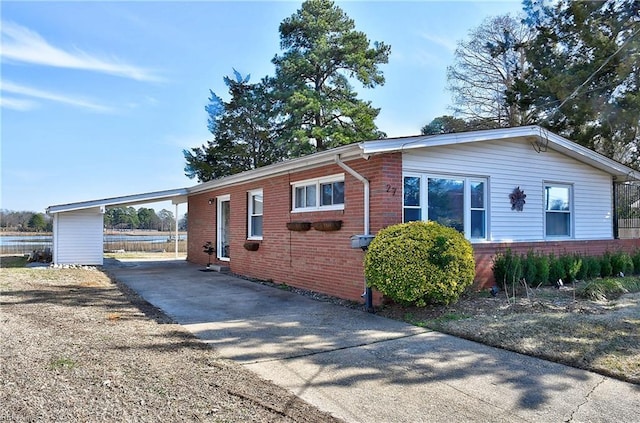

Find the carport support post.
[{"left": 174, "top": 203, "right": 179, "bottom": 259}]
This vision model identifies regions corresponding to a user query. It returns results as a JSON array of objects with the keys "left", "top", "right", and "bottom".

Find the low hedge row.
[{"left": 492, "top": 249, "right": 640, "bottom": 287}]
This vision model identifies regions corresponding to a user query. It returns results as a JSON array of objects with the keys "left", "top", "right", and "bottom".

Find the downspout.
[
  {"left": 334, "top": 154, "right": 369, "bottom": 235},
  {"left": 335, "top": 154, "right": 374, "bottom": 312}
]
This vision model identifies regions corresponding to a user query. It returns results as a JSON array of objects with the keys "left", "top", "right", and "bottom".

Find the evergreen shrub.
[
  {"left": 600, "top": 253, "right": 613, "bottom": 278},
  {"left": 610, "top": 251, "right": 634, "bottom": 276},
  {"left": 364, "top": 221, "right": 475, "bottom": 306},
  {"left": 522, "top": 250, "right": 538, "bottom": 285},
  {"left": 548, "top": 253, "right": 565, "bottom": 284},
  {"left": 632, "top": 250, "right": 640, "bottom": 275}
]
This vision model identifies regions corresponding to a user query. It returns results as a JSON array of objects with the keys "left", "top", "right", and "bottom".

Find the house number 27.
[{"left": 386, "top": 184, "right": 397, "bottom": 196}]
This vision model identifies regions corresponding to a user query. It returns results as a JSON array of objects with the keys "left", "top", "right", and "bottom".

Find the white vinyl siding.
[
  {"left": 52, "top": 207, "right": 104, "bottom": 265},
  {"left": 403, "top": 139, "right": 613, "bottom": 242}
]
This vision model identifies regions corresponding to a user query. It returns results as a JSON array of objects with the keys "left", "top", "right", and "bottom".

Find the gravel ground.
[{"left": 0, "top": 267, "right": 342, "bottom": 422}]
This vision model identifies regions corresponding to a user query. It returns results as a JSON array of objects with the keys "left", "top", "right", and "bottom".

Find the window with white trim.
[
  {"left": 544, "top": 183, "right": 571, "bottom": 237},
  {"left": 292, "top": 174, "right": 344, "bottom": 212},
  {"left": 403, "top": 173, "right": 488, "bottom": 240},
  {"left": 248, "top": 189, "right": 263, "bottom": 239}
]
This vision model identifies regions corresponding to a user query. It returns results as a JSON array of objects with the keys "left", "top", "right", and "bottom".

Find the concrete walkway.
[{"left": 106, "top": 259, "right": 640, "bottom": 423}]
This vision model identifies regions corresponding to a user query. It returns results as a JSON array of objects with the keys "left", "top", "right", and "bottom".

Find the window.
[
  {"left": 403, "top": 173, "right": 487, "bottom": 240},
  {"left": 545, "top": 184, "right": 571, "bottom": 237},
  {"left": 292, "top": 174, "right": 344, "bottom": 212},
  {"left": 403, "top": 176, "right": 421, "bottom": 222},
  {"left": 248, "top": 189, "right": 263, "bottom": 239},
  {"left": 470, "top": 180, "right": 486, "bottom": 239}
]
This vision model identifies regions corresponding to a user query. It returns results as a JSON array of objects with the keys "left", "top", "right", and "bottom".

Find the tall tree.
[
  {"left": 447, "top": 14, "right": 535, "bottom": 128},
  {"left": 184, "top": 70, "right": 284, "bottom": 182},
  {"left": 137, "top": 207, "right": 160, "bottom": 230},
  {"left": 518, "top": 0, "right": 639, "bottom": 167},
  {"left": 158, "top": 209, "right": 174, "bottom": 232},
  {"left": 272, "top": 0, "right": 390, "bottom": 152},
  {"left": 105, "top": 207, "right": 139, "bottom": 230},
  {"left": 27, "top": 213, "right": 47, "bottom": 232}
]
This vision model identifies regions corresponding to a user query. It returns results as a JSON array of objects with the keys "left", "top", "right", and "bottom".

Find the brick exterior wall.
[
  {"left": 187, "top": 153, "right": 403, "bottom": 304},
  {"left": 188, "top": 152, "right": 639, "bottom": 304}
]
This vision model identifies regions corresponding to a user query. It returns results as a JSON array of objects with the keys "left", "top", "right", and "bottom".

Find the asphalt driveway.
[{"left": 106, "top": 259, "right": 640, "bottom": 423}]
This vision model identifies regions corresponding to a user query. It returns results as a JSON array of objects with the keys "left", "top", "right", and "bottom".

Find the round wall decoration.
[{"left": 509, "top": 187, "right": 526, "bottom": 211}]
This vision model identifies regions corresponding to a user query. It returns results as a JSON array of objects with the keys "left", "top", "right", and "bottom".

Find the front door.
[{"left": 217, "top": 195, "right": 230, "bottom": 261}]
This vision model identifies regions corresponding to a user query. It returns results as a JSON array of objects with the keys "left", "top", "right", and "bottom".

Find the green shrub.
[
  {"left": 574, "top": 254, "right": 587, "bottom": 281},
  {"left": 492, "top": 250, "right": 509, "bottom": 287},
  {"left": 610, "top": 251, "right": 634, "bottom": 276},
  {"left": 522, "top": 250, "right": 538, "bottom": 285},
  {"left": 600, "top": 253, "right": 613, "bottom": 278},
  {"left": 492, "top": 249, "right": 522, "bottom": 289},
  {"left": 632, "top": 250, "right": 640, "bottom": 275},
  {"left": 562, "top": 254, "right": 582, "bottom": 283},
  {"left": 584, "top": 256, "right": 601, "bottom": 280},
  {"left": 535, "top": 253, "right": 550, "bottom": 286},
  {"left": 548, "top": 253, "right": 565, "bottom": 284},
  {"left": 364, "top": 221, "right": 475, "bottom": 306}
]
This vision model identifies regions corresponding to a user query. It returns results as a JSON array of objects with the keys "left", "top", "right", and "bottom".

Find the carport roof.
[{"left": 46, "top": 188, "right": 188, "bottom": 214}]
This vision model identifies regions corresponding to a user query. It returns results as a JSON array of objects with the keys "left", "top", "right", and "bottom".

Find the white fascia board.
[
  {"left": 187, "top": 144, "right": 363, "bottom": 195},
  {"left": 46, "top": 188, "right": 189, "bottom": 214},
  {"left": 541, "top": 130, "right": 639, "bottom": 181},
  {"left": 360, "top": 126, "right": 542, "bottom": 155}
]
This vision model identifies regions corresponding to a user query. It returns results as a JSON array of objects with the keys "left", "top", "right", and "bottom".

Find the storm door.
[{"left": 217, "top": 195, "right": 230, "bottom": 261}]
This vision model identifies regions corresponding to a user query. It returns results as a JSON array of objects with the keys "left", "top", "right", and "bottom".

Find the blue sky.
[{"left": 1, "top": 1, "right": 524, "bottom": 214}]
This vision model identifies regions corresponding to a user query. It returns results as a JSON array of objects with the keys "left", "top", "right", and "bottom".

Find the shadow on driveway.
[{"left": 106, "top": 259, "right": 640, "bottom": 423}]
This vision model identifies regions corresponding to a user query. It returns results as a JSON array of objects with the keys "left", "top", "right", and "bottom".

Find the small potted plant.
[
  {"left": 312, "top": 220, "right": 343, "bottom": 231},
  {"left": 243, "top": 241, "right": 260, "bottom": 251},
  {"left": 203, "top": 241, "right": 215, "bottom": 269}
]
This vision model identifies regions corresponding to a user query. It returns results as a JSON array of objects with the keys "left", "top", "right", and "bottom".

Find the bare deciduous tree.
[{"left": 447, "top": 14, "right": 535, "bottom": 127}]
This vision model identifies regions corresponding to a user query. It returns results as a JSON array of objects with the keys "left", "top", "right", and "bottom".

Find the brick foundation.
[{"left": 473, "top": 239, "right": 640, "bottom": 288}]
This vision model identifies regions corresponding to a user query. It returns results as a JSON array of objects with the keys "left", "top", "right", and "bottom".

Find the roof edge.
[
  {"left": 361, "top": 125, "right": 638, "bottom": 181},
  {"left": 187, "top": 143, "right": 363, "bottom": 195},
  {"left": 46, "top": 188, "right": 189, "bottom": 214}
]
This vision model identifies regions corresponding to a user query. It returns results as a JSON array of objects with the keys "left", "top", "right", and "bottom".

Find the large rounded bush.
[{"left": 364, "top": 221, "right": 475, "bottom": 306}]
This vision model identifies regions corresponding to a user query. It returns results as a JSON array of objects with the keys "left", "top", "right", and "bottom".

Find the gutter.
[{"left": 334, "top": 154, "right": 369, "bottom": 235}]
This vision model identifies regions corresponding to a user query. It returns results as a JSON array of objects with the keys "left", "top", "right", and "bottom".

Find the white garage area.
[
  {"left": 52, "top": 207, "right": 105, "bottom": 265},
  {"left": 46, "top": 188, "right": 188, "bottom": 266}
]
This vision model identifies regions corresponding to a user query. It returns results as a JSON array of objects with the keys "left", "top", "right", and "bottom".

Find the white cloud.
[
  {"left": 162, "top": 132, "right": 211, "bottom": 150},
  {"left": 0, "top": 20, "right": 162, "bottom": 82},
  {"left": 0, "top": 96, "right": 37, "bottom": 111},
  {"left": 1, "top": 80, "right": 114, "bottom": 113},
  {"left": 418, "top": 32, "right": 458, "bottom": 53}
]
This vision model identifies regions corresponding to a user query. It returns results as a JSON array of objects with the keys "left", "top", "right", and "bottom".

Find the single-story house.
[
  {"left": 185, "top": 125, "right": 639, "bottom": 303},
  {"left": 48, "top": 126, "right": 639, "bottom": 304}
]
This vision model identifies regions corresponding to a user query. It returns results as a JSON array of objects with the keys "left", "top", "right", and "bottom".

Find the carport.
[{"left": 46, "top": 188, "right": 188, "bottom": 265}]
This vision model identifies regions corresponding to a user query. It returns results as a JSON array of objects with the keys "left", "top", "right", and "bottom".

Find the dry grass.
[{"left": 0, "top": 265, "right": 341, "bottom": 422}]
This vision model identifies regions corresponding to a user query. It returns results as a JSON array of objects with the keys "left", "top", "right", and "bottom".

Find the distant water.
[{"left": 0, "top": 234, "right": 187, "bottom": 254}]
